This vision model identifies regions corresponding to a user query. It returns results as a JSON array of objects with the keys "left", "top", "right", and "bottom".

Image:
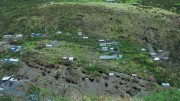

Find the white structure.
[
  {"left": 102, "top": 47, "right": 108, "bottom": 51},
  {"left": 154, "top": 57, "right": 160, "bottom": 61},
  {"left": 100, "top": 43, "right": 107, "bottom": 47},
  {"left": 99, "top": 55, "right": 119, "bottom": 60},
  {"left": 16, "top": 46, "right": 22, "bottom": 51},
  {"left": 158, "top": 50, "right": 163, "bottom": 53},
  {"left": 132, "top": 74, "right": 137, "bottom": 77},
  {"left": 141, "top": 48, "right": 146, "bottom": 51},
  {"left": 85, "top": 78, "right": 89, "bottom": 80},
  {"left": 2, "top": 76, "right": 11, "bottom": 81},
  {"left": 109, "top": 73, "right": 114, "bottom": 76},
  {"left": 3, "top": 35, "right": 13, "bottom": 39},
  {"left": 9, "top": 58, "right": 19, "bottom": 62},
  {"left": 110, "top": 48, "right": 114, "bottom": 50},
  {"left": 0, "top": 87, "right": 4, "bottom": 91},
  {"left": 99, "top": 39, "right": 105, "bottom": 42},
  {"left": 78, "top": 32, "right": 82, "bottom": 36},
  {"left": 83, "top": 37, "right": 88, "bottom": 39},
  {"left": 119, "top": 55, "right": 123, "bottom": 59},
  {"left": 50, "top": 1, "right": 54, "bottom": 4},
  {"left": 2, "top": 76, "right": 17, "bottom": 82},
  {"left": 106, "top": 0, "right": 117, "bottom": 2},
  {"left": 162, "top": 57, "right": 169, "bottom": 60},
  {"left": 55, "top": 31, "right": 62, "bottom": 35},
  {"left": 133, "top": 3, "right": 139, "bottom": 5},
  {"left": 46, "top": 44, "right": 53, "bottom": 48},
  {"left": 162, "top": 83, "right": 170, "bottom": 87},
  {"left": 63, "top": 57, "right": 68, "bottom": 60},
  {"left": 150, "top": 53, "right": 157, "bottom": 57},
  {"left": 15, "top": 34, "right": 23, "bottom": 39},
  {"left": 69, "top": 57, "right": 74, "bottom": 61}
]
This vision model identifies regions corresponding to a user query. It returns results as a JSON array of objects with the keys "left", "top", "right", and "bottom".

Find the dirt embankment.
[{"left": 17, "top": 61, "right": 157, "bottom": 98}]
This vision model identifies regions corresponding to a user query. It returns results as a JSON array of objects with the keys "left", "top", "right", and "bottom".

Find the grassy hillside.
[
  {"left": 0, "top": 0, "right": 180, "bottom": 83},
  {"left": 0, "top": 0, "right": 179, "bottom": 100}
]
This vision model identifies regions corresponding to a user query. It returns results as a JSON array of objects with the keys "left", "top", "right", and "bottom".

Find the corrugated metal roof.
[{"left": 99, "top": 55, "right": 118, "bottom": 59}]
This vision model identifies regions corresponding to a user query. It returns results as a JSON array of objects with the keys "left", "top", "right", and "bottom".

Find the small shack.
[
  {"left": 158, "top": 50, "right": 163, "bottom": 53},
  {"left": 109, "top": 73, "right": 114, "bottom": 76},
  {"left": 100, "top": 43, "right": 107, "bottom": 47},
  {"left": 109, "top": 48, "right": 115, "bottom": 53},
  {"left": 102, "top": 47, "right": 108, "bottom": 51},
  {"left": 4, "top": 58, "right": 19, "bottom": 64},
  {"left": 83, "top": 37, "right": 88, "bottom": 39},
  {"left": 100, "top": 42, "right": 112, "bottom": 47},
  {"left": 154, "top": 57, "right": 160, "bottom": 61},
  {"left": 106, "top": 0, "right": 117, "bottom": 3},
  {"left": 118, "top": 55, "right": 122, "bottom": 59},
  {"left": 2, "top": 76, "right": 12, "bottom": 81},
  {"left": 99, "top": 39, "right": 105, "bottom": 43},
  {"left": 133, "top": 3, "right": 140, "bottom": 6},
  {"left": 55, "top": 31, "right": 62, "bottom": 35},
  {"left": 68, "top": 57, "right": 74, "bottom": 61},
  {"left": 162, "top": 57, "right": 169, "bottom": 60},
  {"left": 31, "top": 33, "right": 41, "bottom": 37},
  {"left": 162, "top": 83, "right": 170, "bottom": 87},
  {"left": 3, "top": 35, "right": 13, "bottom": 40},
  {"left": 132, "top": 74, "right": 137, "bottom": 77},
  {"left": 99, "top": 55, "right": 118, "bottom": 60},
  {"left": 10, "top": 46, "right": 22, "bottom": 51},
  {"left": 14, "top": 34, "right": 23, "bottom": 39},
  {"left": 46, "top": 44, "right": 53, "bottom": 48},
  {"left": 78, "top": 32, "right": 82, "bottom": 36},
  {"left": 150, "top": 53, "right": 157, "bottom": 57},
  {"left": 2, "top": 76, "right": 18, "bottom": 82},
  {"left": 141, "top": 48, "right": 146, "bottom": 51}
]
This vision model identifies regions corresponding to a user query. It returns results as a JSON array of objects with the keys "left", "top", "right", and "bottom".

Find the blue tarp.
[{"left": 34, "top": 33, "right": 41, "bottom": 37}]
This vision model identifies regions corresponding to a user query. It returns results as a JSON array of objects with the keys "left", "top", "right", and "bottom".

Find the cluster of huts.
[
  {"left": 2, "top": 34, "right": 23, "bottom": 41},
  {"left": 141, "top": 43, "right": 169, "bottom": 61},
  {"left": 98, "top": 39, "right": 122, "bottom": 60},
  {"left": 78, "top": 31, "right": 89, "bottom": 39},
  {"left": 0, "top": 30, "right": 176, "bottom": 93}
]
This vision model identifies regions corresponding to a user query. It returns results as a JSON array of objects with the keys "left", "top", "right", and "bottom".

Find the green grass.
[
  {"left": 144, "top": 89, "right": 180, "bottom": 101},
  {"left": 0, "top": 1, "right": 180, "bottom": 100}
]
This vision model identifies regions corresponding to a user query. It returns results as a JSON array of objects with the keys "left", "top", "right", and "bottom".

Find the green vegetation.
[
  {"left": 0, "top": 96, "right": 13, "bottom": 101},
  {"left": 0, "top": 0, "right": 179, "bottom": 100},
  {"left": 0, "top": 0, "right": 179, "bottom": 86},
  {"left": 144, "top": 89, "right": 180, "bottom": 101},
  {"left": 55, "top": 96, "right": 70, "bottom": 101},
  {"left": 26, "top": 84, "right": 40, "bottom": 101},
  {"left": 2, "top": 62, "right": 21, "bottom": 71}
]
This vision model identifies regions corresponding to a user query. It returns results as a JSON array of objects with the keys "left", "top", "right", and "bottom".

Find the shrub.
[
  {"left": 2, "top": 62, "right": 21, "bottom": 71},
  {"left": 35, "top": 41, "right": 45, "bottom": 49},
  {"left": 63, "top": 60, "right": 73, "bottom": 66},
  {"left": 83, "top": 64, "right": 105, "bottom": 76}
]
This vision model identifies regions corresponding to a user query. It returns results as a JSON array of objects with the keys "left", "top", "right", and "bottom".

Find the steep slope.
[{"left": 0, "top": 1, "right": 180, "bottom": 100}]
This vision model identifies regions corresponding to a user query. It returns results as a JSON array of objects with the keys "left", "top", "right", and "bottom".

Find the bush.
[
  {"left": 2, "top": 62, "right": 21, "bottom": 70},
  {"left": 83, "top": 64, "right": 105, "bottom": 76},
  {"left": 63, "top": 60, "right": 73, "bottom": 66},
  {"left": 35, "top": 41, "right": 45, "bottom": 49}
]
